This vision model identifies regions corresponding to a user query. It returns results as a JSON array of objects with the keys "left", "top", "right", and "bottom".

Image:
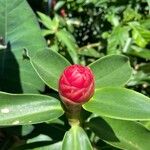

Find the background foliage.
[{"left": 0, "top": 0, "right": 150, "bottom": 149}]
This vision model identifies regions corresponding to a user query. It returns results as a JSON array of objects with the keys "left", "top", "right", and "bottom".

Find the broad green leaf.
[
  {"left": 31, "top": 49, "right": 71, "bottom": 91},
  {"left": 0, "top": 0, "right": 46, "bottom": 93},
  {"left": 139, "top": 121, "right": 150, "bottom": 131},
  {"left": 0, "top": 92, "right": 63, "bottom": 125},
  {"left": 62, "top": 125, "right": 93, "bottom": 150},
  {"left": 56, "top": 29, "right": 79, "bottom": 64},
  {"left": 83, "top": 87, "right": 150, "bottom": 120},
  {"left": 89, "top": 55, "right": 132, "bottom": 88},
  {"left": 88, "top": 117, "right": 150, "bottom": 150}
]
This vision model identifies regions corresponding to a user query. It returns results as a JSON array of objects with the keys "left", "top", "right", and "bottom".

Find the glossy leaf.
[
  {"left": 88, "top": 117, "right": 150, "bottom": 150},
  {"left": 89, "top": 55, "right": 132, "bottom": 88},
  {"left": 31, "top": 49, "right": 71, "bottom": 91},
  {"left": 56, "top": 29, "right": 79, "bottom": 64},
  {"left": 0, "top": 0, "right": 46, "bottom": 93},
  {"left": 83, "top": 87, "right": 150, "bottom": 120},
  {"left": 62, "top": 125, "right": 93, "bottom": 150},
  {"left": 0, "top": 92, "right": 63, "bottom": 125}
]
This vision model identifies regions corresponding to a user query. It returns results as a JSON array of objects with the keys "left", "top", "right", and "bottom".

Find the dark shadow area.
[
  {"left": 0, "top": 121, "right": 67, "bottom": 150},
  {"left": 0, "top": 40, "right": 22, "bottom": 149},
  {"left": 0, "top": 42, "right": 23, "bottom": 93},
  {"left": 23, "top": 123, "right": 66, "bottom": 141},
  {"left": 14, "top": 141, "right": 56, "bottom": 150},
  {"left": 27, "top": 0, "right": 43, "bottom": 12},
  {"left": 88, "top": 117, "right": 119, "bottom": 142},
  {"left": 0, "top": 126, "right": 22, "bottom": 150},
  {"left": 11, "top": 122, "right": 67, "bottom": 150}
]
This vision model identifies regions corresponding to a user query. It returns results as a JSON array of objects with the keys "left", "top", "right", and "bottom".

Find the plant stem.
[
  {"left": 78, "top": 42, "right": 101, "bottom": 51},
  {"left": 63, "top": 103, "right": 82, "bottom": 126}
]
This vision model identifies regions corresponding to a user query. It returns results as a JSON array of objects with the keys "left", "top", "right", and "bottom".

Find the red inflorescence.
[{"left": 58, "top": 64, "right": 95, "bottom": 104}]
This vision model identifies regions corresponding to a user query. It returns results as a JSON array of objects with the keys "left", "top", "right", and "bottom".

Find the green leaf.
[
  {"left": 54, "top": 1, "right": 65, "bottom": 11},
  {"left": 123, "top": 7, "right": 141, "bottom": 22},
  {"left": 27, "top": 134, "right": 52, "bottom": 143},
  {"left": 15, "top": 134, "right": 62, "bottom": 150},
  {"left": 31, "top": 141, "right": 62, "bottom": 150},
  {"left": 56, "top": 29, "right": 79, "bottom": 64},
  {"left": 31, "top": 49, "right": 71, "bottom": 91},
  {"left": 38, "top": 12, "right": 59, "bottom": 34},
  {"left": 127, "top": 62, "right": 150, "bottom": 86},
  {"left": 83, "top": 87, "right": 150, "bottom": 120},
  {"left": 139, "top": 121, "right": 150, "bottom": 131},
  {"left": 42, "top": 29, "right": 55, "bottom": 36},
  {"left": 62, "top": 125, "right": 93, "bottom": 150},
  {"left": 88, "top": 117, "right": 150, "bottom": 150},
  {"left": 0, "top": 0, "right": 46, "bottom": 93},
  {"left": 89, "top": 55, "right": 132, "bottom": 88},
  {"left": 0, "top": 92, "right": 63, "bottom": 125},
  {"left": 129, "top": 22, "right": 150, "bottom": 47},
  {"left": 127, "top": 70, "right": 150, "bottom": 86},
  {"left": 141, "top": 18, "right": 150, "bottom": 30},
  {"left": 78, "top": 47, "right": 101, "bottom": 58},
  {"left": 146, "top": 0, "right": 150, "bottom": 14},
  {"left": 128, "top": 45, "right": 150, "bottom": 60},
  {"left": 15, "top": 141, "right": 62, "bottom": 150},
  {"left": 22, "top": 125, "right": 34, "bottom": 136},
  {"left": 107, "top": 26, "right": 129, "bottom": 54}
]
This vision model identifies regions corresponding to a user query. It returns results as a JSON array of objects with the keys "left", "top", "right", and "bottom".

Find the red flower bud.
[{"left": 58, "top": 65, "right": 95, "bottom": 104}]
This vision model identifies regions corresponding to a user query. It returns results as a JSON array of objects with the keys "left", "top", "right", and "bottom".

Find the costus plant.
[
  {"left": 23, "top": 49, "right": 150, "bottom": 150},
  {"left": 0, "top": 0, "right": 150, "bottom": 150},
  {"left": 58, "top": 64, "right": 95, "bottom": 126},
  {"left": 58, "top": 64, "right": 95, "bottom": 104}
]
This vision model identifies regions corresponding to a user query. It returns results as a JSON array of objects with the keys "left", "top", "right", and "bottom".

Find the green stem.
[
  {"left": 78, "top": 42, "right": 101, "bottom": 51},
  {"left": 63, "top": 102, "right": 82, "bottom": 126}
]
